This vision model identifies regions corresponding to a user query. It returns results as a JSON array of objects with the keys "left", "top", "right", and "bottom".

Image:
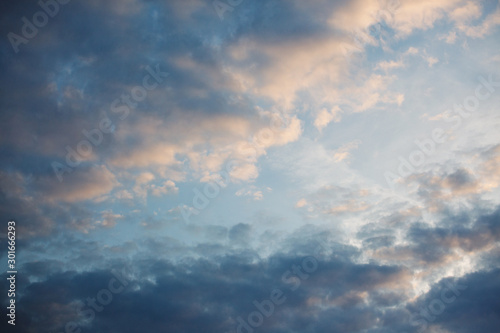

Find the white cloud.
[
  {"left": 426, "top": 56, "right": 439, "bottom": 67},
  {"left": 151, "top": 180, "right": 179, "bottom": 197},
  {"left": 314, "top": 106, "right": 342, "bottom": 132},
  {"left": 235, "top": 187, "right": 265, "bottom": 201},
  {"left": 295, "top": 198, "right": 308, "bottom": 208},
  {"left": 333, "top": 140, "right": 362, "bottom": 163},
  {"left": 376, "top": 59, "right": 405, "bottom": 71}
]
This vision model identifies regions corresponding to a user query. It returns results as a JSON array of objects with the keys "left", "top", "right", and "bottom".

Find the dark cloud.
[
  {"left": 229, "top": 222, "right": 252, "bottom": 244},
  {"left": 1, "top": 200, "right": 499, "bottom": 332},
  {"left": 407, "top": 269, "right": 500, "bottom": 333},
  {"left": 0, "top": 245, "right": 413, "bottom": 333},
  {"left": 407, "top": 207, "right": 500, "bottom": 263}
]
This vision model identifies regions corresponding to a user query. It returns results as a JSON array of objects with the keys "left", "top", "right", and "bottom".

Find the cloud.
[
  {"left": 400, "top": 145, "right": 500, "bottom": 213},
  {"left": 229, "top": 223, "right": 252, "bottom": 245},
  {"left": 314, "top": 106, "right": 342, "bottom": 131},
  {"left": 376, "top": 59, "right": 406, "bottom": 71},
  {"left": 35, "top": 165, "right": 118, "bottom": 203},
  {"left": 235, "top": 186, "right": 268, "bottom": 201},
  {"left": 373, "top": 206, "right": 500, "bottom": 273},
  {"left": 451, "top": 1, "right": 500, "bottom": 38},
  {"left": 426, "top": 56, "right": 439, "bottom": 67},
  {"left": 0, "top": 240, "right": 415, "bottom": 333},
  {"left": 408, "top": 269, "right": 500, "bottom": 333},
  {"left": 106, "top": 110, "right": 300, "bottom": 183},
  {"left": 0, "top": 1, "right": 499, "bottom": 332},
  {"left": 97, "top": 210, "right": 123, "bottom": 228},
  {"left": 295, "top": 198, "right": 308, "bottom": 208},
  {"left": 333, "top": 140, "right": 362, "bottom": 163},
  {"left": 131, "top": 172, "right": 178, "bottom": 199},
  {"left": 449, "top": 1, "right": 482, "bottom": 23},
  {"left": 389, "top": 0, "right": 462, "bottom": 37},
  {"left": 150, "top": 180, "right": 179, "bottom": 197}
]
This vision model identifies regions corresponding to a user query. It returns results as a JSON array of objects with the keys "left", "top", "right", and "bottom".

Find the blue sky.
[{"left": 1, "top": 0, "right": 500, "bottom": 332}]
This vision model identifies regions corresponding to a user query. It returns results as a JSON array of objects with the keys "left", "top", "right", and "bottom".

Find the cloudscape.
[{"left": 1, "top": 0, "right": 500, "bottom": 332}]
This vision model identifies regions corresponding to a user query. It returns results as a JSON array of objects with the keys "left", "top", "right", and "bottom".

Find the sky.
[{"left": 1, "top": 0, "right": 500, "bottom": 332}]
